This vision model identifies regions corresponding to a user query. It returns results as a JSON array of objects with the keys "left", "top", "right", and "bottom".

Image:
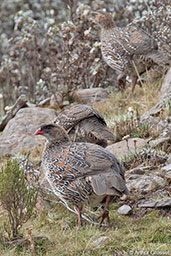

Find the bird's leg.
[
  {"left": 131, "top": 76, "right": 138, "bottom": 93},
  {"left": 117, "top": 73, "right": 127, "bottom": 91},
  {"left": 77, "top": 206, "right": 83, "bottom": 229},
  {"left": 98, "top": 195, "right": 110, "bottom": 228},
  {"left": 128, "top": 76, "right": 138, "bottom": 98},
  {"left": 73, "top": 125, "right": 79, "bottom": 142}
]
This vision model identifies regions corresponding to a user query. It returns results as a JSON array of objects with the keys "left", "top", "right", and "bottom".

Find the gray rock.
[
  {"left": 161, "top": 164, "right": 171, "bottom": 172},
  {"left": 0, "top": 94, "right": 27, "bottom": 131},
  {"left": 141, "top": 68, "right": 171, "bottom": 124},
  {"left": 106, "top": 138, "right": 147, "bottom": 158},
  {"left": 128, "top": 167, "right": 148, "bottom": 175},
  {"left": 50, "top": 92, "right": 63, "bottom": 107},
  {"left": 0, "top": 107, "right": 57, "bottom": 157},
  {"left": 160, "top": 67, "right": 171, "bottom": 101},
  {"left": 151, "top": 175, "right": 165, "bottom": 186},
  {"left": 165, "top": 171, "right": 171, "bottom": 181},
  {"left": 149, "top": 137, "right": 170, "bottom": 148},
  {"left": 166, "top": 157, "right": 171, "bottom": 164},
  {"left": 0, "top": 93, "right": 4, "bottom": 116},
  {"left": 162, "top": 124, "right": 171, "bottom": 138},
  {"left": 161, "top": 164, "right": 171, "bottom": 181},
  {"left": 126, "top": 174, "right": 165, "bottom": 193},
  {"left": 140, "top": 102, "right": 163, "bottom": 124},
  {"left": 138, "top": 197, "right": 171, "bottom": 208},
  {"left": 26, "top": 102, "right": 36, "bottom": 108},
  {"left": 71, "top": 88, "right": 109, "bottom": 105},
  {"left": 38, "top": 98, "right": 50, "bottom": 107},
  {"left": 117, "top": 205, "right": 132, "bottom": 215}
]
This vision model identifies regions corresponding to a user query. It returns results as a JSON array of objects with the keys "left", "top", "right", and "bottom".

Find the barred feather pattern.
[
  {"left": 54, "top": 104, "right": 115, "bottom": 147},
  {"left": 100, "top": 26, "right": 162, "bottom": 76},
  {"left": 39, "top": 125, "right": 128, "bottom": 210},
  {"left": 94, "top": 12, "right": 169, "bottom": 81}
]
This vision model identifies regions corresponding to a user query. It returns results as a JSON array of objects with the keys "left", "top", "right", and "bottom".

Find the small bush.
[
  {"left": 0, "top": 158, "right": 38, "bottom": 239},
  {"left": 108, "top": 108, "right": 154, "bottom": 141},
  {"left": 121, "top": 147, "right": 168, "bottom": 170}
]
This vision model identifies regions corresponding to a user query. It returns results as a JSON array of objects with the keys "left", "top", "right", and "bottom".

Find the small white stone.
[
  {"left": 161, "top": 164, "right": 171, "bottom": 172},
  {"left": 5, "top": 105, "right": 13, "bottom": 112},
  {"left": 117, "top": 205, "right": 132, "bottom": 215}
]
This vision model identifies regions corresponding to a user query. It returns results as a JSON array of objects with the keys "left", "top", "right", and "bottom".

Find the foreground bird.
[
  {"left": 54, "top": 104, "right": 115, "bottom": 147},
  {"left": 35, "top": 124, "right": 129, "bottom": 228},
  {"left": 92, "top": 11, "right": 169, "bottom": 95}
]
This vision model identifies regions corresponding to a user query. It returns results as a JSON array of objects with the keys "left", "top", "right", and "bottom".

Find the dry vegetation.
[
  {"left": 95, "top": 77, "right": 164, "bottom": 141},
  {"left": 0, "top": 0, "right": 170, "bottom": 255},
  {"left": 0, "top": 204, "right": 170, "bottom": 255},
  {"left": 0, "top": 83, "right": 170, "bottom": 255}
]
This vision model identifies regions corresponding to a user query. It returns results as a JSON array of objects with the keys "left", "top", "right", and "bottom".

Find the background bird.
[
  {"left": 54, "top": 104, "right": 115, "bottom": 147},
  {"left": 92, "top": 11, "right": 169, "bottom": 96},
  {"left": 35, "top": 124, "right": 129, "bottom": 228}
]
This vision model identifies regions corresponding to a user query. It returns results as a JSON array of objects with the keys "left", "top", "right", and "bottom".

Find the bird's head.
[
  {"left": 91, "top": 11, "right": 115, "bottom": 29},
  {"left": 35, "top": 124, "right": 70, "bottom": 143}
]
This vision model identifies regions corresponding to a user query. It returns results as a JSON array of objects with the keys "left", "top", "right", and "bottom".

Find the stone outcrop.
[
  {"left": 71, "top": 88, "right": 109, "bottom": 105},
  {"left": 106, "top": 138, "right": 147, "bottom": 158},
  {"left": 0, "top": 107, "right": 57, "bottom": 156}
]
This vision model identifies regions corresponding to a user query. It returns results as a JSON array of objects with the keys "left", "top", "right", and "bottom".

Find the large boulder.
[
  {"left": 0, "top": 107, "right": 57, "bottom": 157},
  {"left": 106, "top": 138, "right": 147, "bottom": 158},
  {"left": 141, "top": 68, "right": 171, "bottom": 124},
  {"left": 71, "top": 88, "right": 109, "bottom": 105}
]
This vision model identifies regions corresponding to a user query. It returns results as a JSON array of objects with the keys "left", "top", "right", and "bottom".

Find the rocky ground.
[{"left": 0, "top": 69, "right": 170, "bottom": 222}]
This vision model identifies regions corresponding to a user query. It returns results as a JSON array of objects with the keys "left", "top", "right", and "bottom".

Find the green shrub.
[{"left": 0, "top": 158, "right": 38, "bottom": 239}]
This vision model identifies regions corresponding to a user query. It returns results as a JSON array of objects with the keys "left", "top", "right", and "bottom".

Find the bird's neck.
[
  {"left": 42, "top": 140, "right": 69, "bottom": 162},
  {"left": 100, "top": 26, "right": 115, "bottom": 39},
  {"left": 100, "top": 19, "right": 115, "bottom": 30},
  {"left": 45, "top": 139, "right": 69, "bottom": 149}
]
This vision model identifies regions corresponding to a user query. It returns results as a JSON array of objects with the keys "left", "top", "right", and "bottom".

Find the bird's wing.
[
  {"left": 109, "top": 27, "right": 157, "bottom": 57},
  {"left": 68, "top": 142, "right": 128, "bottom": 196},
  {"left": 55, "top": 104, "right": 106, "bottom": 130},
  {"left": 73, "top": 143, "right": 125, "bottom": 179},
  {"left": 146, "top": 50, "right": 170, "bottom": 65},
  {"left": 76, "top": 118, "right": 115, "bottom": 142},
  {"left": 90, "top": 173, "right": 129, "bottom": 196}
]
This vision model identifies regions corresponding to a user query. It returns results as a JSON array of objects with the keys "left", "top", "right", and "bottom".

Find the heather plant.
[
  {"left": 0, "top": 1, "right": 117, "bottom": 107},
  {"left": 0, "top": 158, "right": 38, "bottom": 239},
  {"left": 107, "top": 108, "right": 154, "bottom": 141},
  {"left": 0, "top": 0, "right": 170, "bottom": 106},
  {"left": 121, "top": 147, "right": 168, "bottom": 170},
  {"left": 129, "top": 0, "right": 171, "bottom": 60}
]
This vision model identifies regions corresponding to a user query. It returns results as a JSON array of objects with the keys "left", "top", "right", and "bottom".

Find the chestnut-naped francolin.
[
  {"left": 35, "top": 124, "right": 129, "bottom": 228},
  {"left": 54, "top": 104, "right": 115, "bottom": 148},
  {"left": 92, "top": 11, "right": 169, "bottom": 95}
]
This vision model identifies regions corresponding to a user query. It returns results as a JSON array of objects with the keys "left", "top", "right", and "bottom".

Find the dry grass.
[
  {"left": 94, "top": 77, "right": 163, "bottom": 121},
  {"left": 94, "top": 78, "right": 167, "bottom": 141},
  {"left": 0, "top": 204, "right": 170, "bottom": 256},
  {"left": 0, "top": 77, "right": 170, "bottom": 255}
]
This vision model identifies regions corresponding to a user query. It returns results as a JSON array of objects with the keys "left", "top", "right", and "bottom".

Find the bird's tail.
[{"left": 147, "top": 51, "right": 170, "bottom": 66}]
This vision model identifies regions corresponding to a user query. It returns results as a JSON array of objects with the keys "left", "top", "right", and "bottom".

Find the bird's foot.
[
  {"left": 97, "top": 209, "right": 110, "bottom": 228},
  {"left": 117, "top": 74, "right": 127, "bottom": 91}
]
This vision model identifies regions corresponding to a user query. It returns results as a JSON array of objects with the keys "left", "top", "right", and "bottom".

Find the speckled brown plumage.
[
  {"left": 54, "top": 104, "right": 115, "bottom": 147},
  {"left": 35, "top": 124, "right": 129, "bottom": 227},
  {"left": 93, "top": 12, "right": 169, "bottom": 95}
]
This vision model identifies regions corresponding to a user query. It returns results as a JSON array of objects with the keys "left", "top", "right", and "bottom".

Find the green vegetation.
[
  {"left": 0, "top": 204, "right": 170, "bottom": 255},
  {"left": 0, "top": 0, "right": 170, "bottom": 255},
  {"left": 0, "top": 158, "right": 38, "bottom": 239},
  {"left": 95, "top": 77, "right": 167, "bottom": 141},
  {"left": 95, "top": 77, "right": 163, "bottom": 118},
  {"left": 0, "top": 79, "right": 170, "bottom": 255},
  {"left": 0, "top": 75, "right": 170, "bottom": 255}
]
